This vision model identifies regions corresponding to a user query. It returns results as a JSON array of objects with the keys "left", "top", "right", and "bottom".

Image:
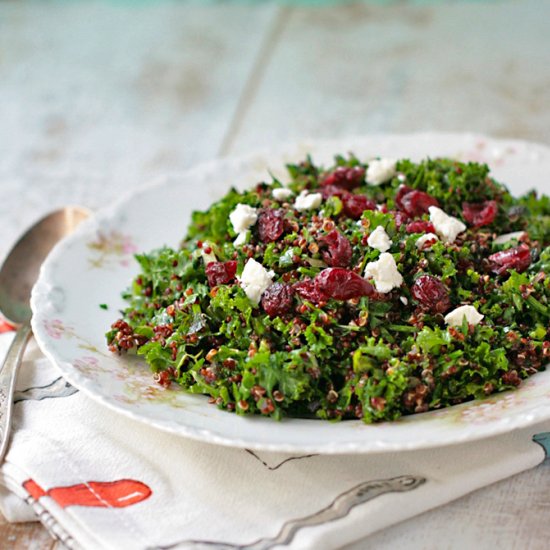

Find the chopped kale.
[{"left": 106, "top": 156, "right": 550, "bottom": 423}]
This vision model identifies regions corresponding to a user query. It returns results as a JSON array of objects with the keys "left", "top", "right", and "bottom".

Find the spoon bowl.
[
  {"left": 0, "top": 206, "right": 90, "bottom": 461},
  {"left": 0, "top": 207, "right": 90, "bottom": 325}
]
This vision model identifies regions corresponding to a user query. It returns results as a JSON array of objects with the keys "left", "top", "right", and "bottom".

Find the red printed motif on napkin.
[
  {"left": 0, "top": 318, "right": 15, "bottom": 333},
  {"left": 23, "top": 478, "right": 152, "bottom": 508}
]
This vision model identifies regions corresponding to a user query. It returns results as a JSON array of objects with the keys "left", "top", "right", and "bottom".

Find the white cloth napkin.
[{"left": 0, "top": 331, "right": 548, "bottom": 550}]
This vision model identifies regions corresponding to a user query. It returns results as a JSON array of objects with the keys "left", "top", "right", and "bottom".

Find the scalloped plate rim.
[{"left": 30, "top": 132, "right": 550, "bottom": 454}]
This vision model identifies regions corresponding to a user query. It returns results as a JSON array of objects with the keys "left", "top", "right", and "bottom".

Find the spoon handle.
[{"left": 0, "top": 322, "right": 32, "bottom": 462}]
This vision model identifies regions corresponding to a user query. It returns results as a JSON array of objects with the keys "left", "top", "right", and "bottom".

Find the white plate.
[{"left": 31, "top": 133, "right": 550, "bottom": 454}]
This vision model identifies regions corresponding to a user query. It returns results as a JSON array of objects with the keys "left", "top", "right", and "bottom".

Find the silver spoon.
[{"left": 0, "top": 207, "right": 90, "bottom": 461}]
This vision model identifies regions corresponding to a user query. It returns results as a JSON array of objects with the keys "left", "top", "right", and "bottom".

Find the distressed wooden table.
[{"left": 1, "top": 1, "right": 549, "bottom": 548}]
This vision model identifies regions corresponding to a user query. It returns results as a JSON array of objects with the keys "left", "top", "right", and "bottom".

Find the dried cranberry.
[
  {"left": 261, "top": 283, "right": 294, "bottom": 317},
  {"left": 319, "top": 230, "right": 352, "bottom": 267},
  {"left": 395, "top": 184, "right": 439, "bottom": 217},
  {"left": 205, "top": 261, "right": 237, "bottom": 287},
  {"left": 320, "top": 185, "right": 375, "bottom": 219},
  {"left": 488, "top": 245, "right": 531, "bottom": 275},
  {"left": 320, "top": 184, "right": 346, "bottom": 200},
  {"left": 395, "top": 185, "right": 413, "bottom": 209},
  {"left": 315, "top": 268, "right": 375, "bottom": 301},
  {"left": 401, "top": 190, "right": 439, "bottom": 217},
  {"left": 392, "top": 210, "right": 409, "bottom": 229},
  {"left": 462, "top": 200, "right": 498, "bottom": 227},
  {"left": 257, "top": 208, "right": 284, "bottom": 243},
  {"left": 321, "top": 166, "right": 365, "bottom": 191},
  {"left": 405, "top": 220, "right": 436, "bottom": 234},
  {"left": 294, "top": 278, "right": 328, "bottom": 304},
  {"left": 411, "top": 275, "right": 451, "bottom": 314},
  {"left": 342, "top": 194, "right": 376, "bottom": 219}
]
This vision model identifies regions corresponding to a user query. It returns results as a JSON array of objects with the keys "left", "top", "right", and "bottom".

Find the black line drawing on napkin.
[
  {"left": 14, "top": 376, "right": 78, "bottom": 403},
  {"left": 245, "top": 449, "right": 318, "bottom": 470},
  {"left": 155, "top": 475, "right": 425, "bottom": 550}
]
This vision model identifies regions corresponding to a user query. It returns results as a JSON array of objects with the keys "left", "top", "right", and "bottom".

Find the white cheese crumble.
[
  {"left": 415, "top": 232, "right": 439, "bottom": 249},
  {"left": 230, "top": 203, "right": 258, "bottom": 234},
  {"left": 272, "top": 187, "right": 294, "bottom": 201},
  {"left": 363, "top": 252, "right": 403, "bottom": 294},
  {"left": 229, "top": 203, "right": 258, "bottom": 247},
  {"left": 238, "top": 258, "right": 273, "bottom": 305},
  {"left": 233, "top": 231, "right": 248, "bottom": 247},
  {"left": 366, "top": 158, "right": 397, "bottom": 185},
  {"left": 493, "top": 231, "right": 526, "bottom": 245},
  {"left": 400, "top": 296, "right": 408, "bottom": 305},
  {"left": 444, "top": 305, "right": 484, "bottom": 327},
  {"left": 429, "top": 206, "right": 466, "bottom": 244},
  {"left": 294, "top": 190, "right": 322, "bottom": 211},
  {"left": 367, "top": 226, "right": 392, "bottom": 252}
]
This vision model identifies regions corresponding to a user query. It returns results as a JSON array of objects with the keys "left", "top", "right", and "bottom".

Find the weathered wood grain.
[
  {"left": 227, "top": 0, "right": 550, "bottom": 156},
  {"left": 0, "top": 513, "right": 56, "bottom": 549},
  {"left": 0, "top": 1, "right": 277, "bottom": 260}
]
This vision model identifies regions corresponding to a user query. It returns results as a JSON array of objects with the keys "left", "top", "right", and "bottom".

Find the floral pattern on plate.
[{"left": 87, "top": 229, "right": 137, "bottom": 268}]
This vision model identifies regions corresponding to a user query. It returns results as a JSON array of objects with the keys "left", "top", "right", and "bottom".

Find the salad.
[{"left": 107, "top": 155, "right": 550, "bottom": 423}]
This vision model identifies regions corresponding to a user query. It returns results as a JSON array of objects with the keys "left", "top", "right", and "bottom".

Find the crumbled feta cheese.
[
  {"left": 415, "top": 232, "right": 439, "bottom": 249},
  {"left": 400, "top": 296, "right": 408, "bottom": 305},
  {"left": 229, "top": 203, "right": 258, "bottom": 234},
  {"left": 363, "top": 252, "right": 403, "bottom": 293},
  {"left": 366, "top": 158, "right": 397, "bottom": 185},
  {"left": 493, "top": 231, "right": 526, "bottom": 245},
  {"left": 444, "top": 305, "right": 484, "bottom": 327},
  {"left": 397, "top": 173, "right": 407, "bottom": 183},
  {"left": 238, "top": 259, "right": 273, "bottom": 305},
  {"left": 294, "top": 191, "right": 322, "bottom": 211},
  {"left": 429, "top": 206, "right": 466, "bottom": 243},
  {"left": 230, "top": 204, "right": 258, "bottom": 247},
  {"left": 272, "top": 187, "right": 293, "bottom": 201},
  {"left": 367, "top": 226, "right": 392, "bottom": 252},
  {"left": 233, "top": 231, "right": 248, "bottom": 247}
]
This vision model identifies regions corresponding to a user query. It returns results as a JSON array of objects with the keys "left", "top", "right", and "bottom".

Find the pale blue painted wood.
[{"left": 532, "top": 432, "right": 550, "bottom": 459}]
